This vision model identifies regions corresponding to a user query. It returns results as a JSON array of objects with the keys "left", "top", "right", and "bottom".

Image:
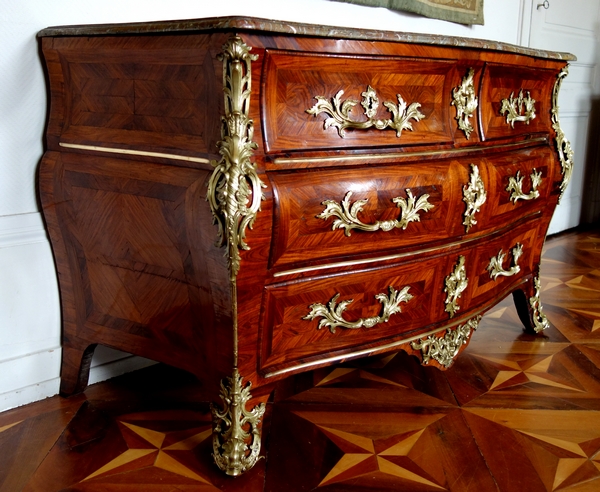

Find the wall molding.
[
  {"left": 518, "top": 0, "right": 533, "bottom": 47},
  {"left": 0, "top": 347, "right": 61, "bottom": 411},
  {"left": 0, "top": 346, "right": 158, "bottom": 412},
  {"left": 89, "top": 353, "right": 158, "bottom": 386},
  {"left": 0, "top": 212, "right": 48, "bottom": 249},
  {"left": 0, "top": 377, "right": 61, "bottom": 413}
]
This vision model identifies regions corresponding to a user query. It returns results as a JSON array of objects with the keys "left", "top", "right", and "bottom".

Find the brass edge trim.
[
  {"left": 58, "top": 142, "right": 211, "bottom": 164},
  {"left": 272, "top": 237, "right": 470, "bottom": 278},
  {"left": 262, "top": 309, "right": 487, "bottom": 379},
  {"left": 208, "top": 35, "right": 266, "bottom": 478},
  {"left": 529, "top": 270, "right": 550, "bottom": 332},
  {"left": 552, "top": 65, "right": 574, "bottom": 202},
  {"left": 210, "top": 368, "right": 265, "bottom": 476},
  {"left": 207, "top": 35, "right": 265, "bottom": 281},
  {"left": 271, "top": 137, "right": 548, "bottom": 165}
]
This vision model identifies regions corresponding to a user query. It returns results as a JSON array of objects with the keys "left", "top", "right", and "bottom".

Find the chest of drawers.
[{"left": 38, "top": 17, "right": 575, "bottom": 476}]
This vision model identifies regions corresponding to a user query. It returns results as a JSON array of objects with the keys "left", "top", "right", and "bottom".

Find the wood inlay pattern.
[{"left": 1, "top": 226, "right": 598, "bottom": 491}]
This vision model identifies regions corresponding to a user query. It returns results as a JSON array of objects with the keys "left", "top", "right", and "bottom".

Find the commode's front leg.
[
  {"left": 59, "top": 342, "right": 97, "bottom": 396},
  {"left": 211, "top": 369, "right": 273, "bottom": 477},
  {"left": 512, "top": 269, "right": 550, "bottom": 334}
]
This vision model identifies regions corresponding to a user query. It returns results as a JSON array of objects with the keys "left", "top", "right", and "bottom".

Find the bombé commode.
[{"left": 37, "top": 16, "right": 575, "bottom": 476}]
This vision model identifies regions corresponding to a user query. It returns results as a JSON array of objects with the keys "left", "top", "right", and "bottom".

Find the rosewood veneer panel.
[{"left": 262, "top": 51, "right": 455, "bottom": 152}]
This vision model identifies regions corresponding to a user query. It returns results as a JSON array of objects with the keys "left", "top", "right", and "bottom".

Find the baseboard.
[
  {"left": 0, "top": 347, "right": 157, "bottom": 413},
  {"left": 0, "top": 212, "right": 48, "bottom": 248},
  {"left": 88, "top": 351, "right": 158, "bottom": 386},
  {"left": 0, "top": 347, "right": 62, "bottom": 412},
  {"left": 0, "top": 377, "right": 61, "bottom": 413}
]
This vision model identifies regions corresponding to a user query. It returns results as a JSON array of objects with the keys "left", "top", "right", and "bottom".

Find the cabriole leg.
[
  {"left": 211, "top": 369, "right": 267, "bottom": 476},
  {"left": 513, "top": 270, "right": 550, "bottom": 334},
  {"left": 59, "top": 343, "right": 97, "bottom": 396}
]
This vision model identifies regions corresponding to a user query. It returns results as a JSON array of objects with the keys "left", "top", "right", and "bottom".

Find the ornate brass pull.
[
  {"left": 500, "top": 89, "right": 536, "bottom": 127},
  {"left": 306, "top": 85, "right": 425, "bottom": 138},
  {"left": 463, "top": 164, "right": 487, "bottom": 233},
  {"left": 506, "top": 169, "right": 542, "bottom": 203},
  {"left": 304, "top": 285, "right": 413, "bottom": 334},
  {"left": 487, "top": 243, "right": 523, "bottom": 280},
  {"left": 318, "top": 190, "right": 434, "bottom": 236},
  {"left": 411, "top": 316, "right": 481, "bottom": 368},
  {"left": 452, "top": 68, "right": 478, "bottom": 140},
  {"left": 444, "top": 256, "right": 468, "bottom": 318}
]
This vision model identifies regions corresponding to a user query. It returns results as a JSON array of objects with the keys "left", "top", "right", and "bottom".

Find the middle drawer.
[
  {"left": 269, "top": 160, "right": 464, "bottom": 269},
  {"left": 268, "top": 147, "right": 554, "bottom": 271}
]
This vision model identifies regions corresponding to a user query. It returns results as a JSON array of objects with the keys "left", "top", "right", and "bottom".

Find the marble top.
[{"left": 38, "top": 15, "right": 576, "bottom": 61}]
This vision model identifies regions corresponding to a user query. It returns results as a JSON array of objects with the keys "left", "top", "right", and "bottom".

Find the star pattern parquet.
[{"left": 1, "top": 226, "right": 599, "bottom": 491}]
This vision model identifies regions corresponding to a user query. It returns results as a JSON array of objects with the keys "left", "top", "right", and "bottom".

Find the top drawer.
[
  {"left": 480, "top": 63, "right": 557, "bottom": 141},
  {"left": 261, "top": 50, "right": 457, "bottom": 153}
]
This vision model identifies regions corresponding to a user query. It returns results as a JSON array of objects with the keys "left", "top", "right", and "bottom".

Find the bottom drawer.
[{"left": 259, "top": 220, "right": 543, "bottom": 376}]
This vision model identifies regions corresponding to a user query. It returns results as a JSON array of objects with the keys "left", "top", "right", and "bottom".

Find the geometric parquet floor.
[{"left": 1, "top": 226, "right": 599, "bottom": 491}]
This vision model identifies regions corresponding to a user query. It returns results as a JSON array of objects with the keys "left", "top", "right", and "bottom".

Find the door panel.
[{"left": 526, "top": 0, "right": 600, "bottom": 229}]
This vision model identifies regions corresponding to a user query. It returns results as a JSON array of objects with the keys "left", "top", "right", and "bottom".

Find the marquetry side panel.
[
  {"left": 42, "top": 34, "right": 226, "bottom": 157},
  {"left": 39, "top": 151, "right": 233, "bottom": 391}
]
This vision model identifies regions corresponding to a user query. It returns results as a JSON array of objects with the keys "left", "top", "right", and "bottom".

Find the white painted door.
[{"left": 522, "top": 0, "right": 600, "bottom": 233}]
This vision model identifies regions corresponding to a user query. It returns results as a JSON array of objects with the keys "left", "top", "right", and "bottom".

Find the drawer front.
[
  {"left": 484, "top": 146, "right": 556, "bottom": 227},
  {"left": 480, "top": 64, "right": 557, "bottom": 141},
  {"left": 259, "top": 219, "right": 543, "bottom": 376},
  {"left": 268, "top": 147, "right": 551, "bottom": 271},
  {"left": 262, "top": 50, "right": 456, "bottom": 153},
  {"left": 260, "top": 256, "right": 446, "bottom": 374},
  {"left": 439, "top": 221, "right": 541, "bottom": 321},
  {"left": 468, "top": 221, "right": 541, "bottom": 306},
  {"left": 269, "top": 160, "right": 472, "bottom": 270}
]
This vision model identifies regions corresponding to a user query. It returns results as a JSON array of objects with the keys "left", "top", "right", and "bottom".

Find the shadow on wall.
[{"left": 581, "top": 97, "right": 600, "bottom": 225}]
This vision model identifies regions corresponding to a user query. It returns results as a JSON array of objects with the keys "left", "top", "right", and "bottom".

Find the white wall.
[
  {"left": 524, "top": 0, "right": 600, "bottom": 233},
  {"left": 0, "top": 0, "right": 558, "bottom": 411}
]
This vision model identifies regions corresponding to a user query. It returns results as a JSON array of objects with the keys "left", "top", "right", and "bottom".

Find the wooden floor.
[{"left": 1, "top": 226, "right": 600, "bottom": 492}]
